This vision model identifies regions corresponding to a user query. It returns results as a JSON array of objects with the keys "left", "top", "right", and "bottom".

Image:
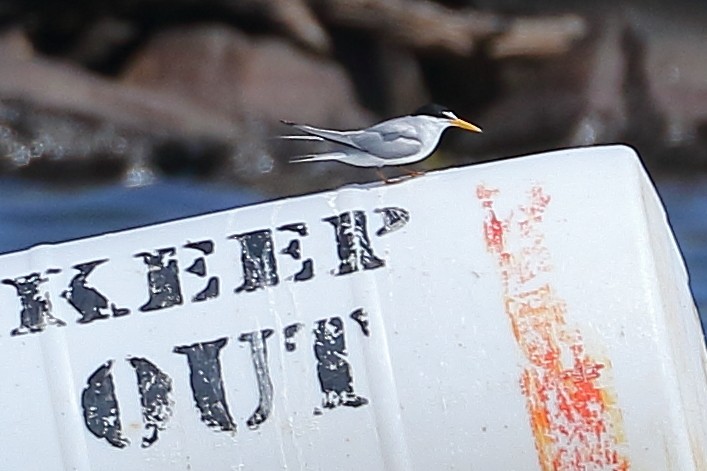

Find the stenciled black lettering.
[
  {"left": 136, "top": 248, "right": 183, "bottom": 312},
  {"left": 349, "top": 308, "right": 370, "bottom": 337},
  {"left": 173, "top": 338, "right": 236, "bottom": 432},
  {"left": 324, "top": 211, "right": 384, "bottom": 275},
  {"left": 283, "top": 323, "right": 304, "bottom": 352},
  {"left": 81, "top": 361, "right": 129, "bottom": 448},
  {"left": 62, "top": 259, "right": 130, "bottom": 324},
  {"left": 313, "top": 317, "right": 368, "bottom": 410},
  {"left": 3, "top": 271, "right": 66, "bottom": 336},
  {"left": 239, "top": 329, "right": 275, "bottom": 430},
  {"left": 129, "top": 358, "right": 174, "bottom": 448},
  {"left": 230, "top": 230, "right": 278, "bottom": 292},
  {"left": 184, "top": 240, "right": 219, "bottom": 302},
  {"left": 277, "top": 223, "right": 314, "bottom": 282},
  {"left": 374, "top": 207, "right": 410, "bottom": 236}
]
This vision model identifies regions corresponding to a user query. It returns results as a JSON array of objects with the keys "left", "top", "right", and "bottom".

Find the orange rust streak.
[
  {"left": 477, "top": 184, "right": 629, "bottom": 471},
  {"left": 483, "top": 210, "right": 505, "bottom": 254},
  {"left": 476, "top": 185, "right": 500, "bottom": 200}
]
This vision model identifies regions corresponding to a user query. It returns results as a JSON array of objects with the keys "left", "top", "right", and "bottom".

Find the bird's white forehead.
[{"left": 442, "top": 111, "right": 458, "bottom": 120}]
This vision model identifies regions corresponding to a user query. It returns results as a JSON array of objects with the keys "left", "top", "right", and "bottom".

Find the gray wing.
[{"left": 349, "top": 120, "right": 422, "bottom": 159}]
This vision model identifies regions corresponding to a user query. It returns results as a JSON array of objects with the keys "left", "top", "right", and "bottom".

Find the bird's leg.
[
  {"left": 376, "top": 168, "right": 386, "bottom": 181},
  {"left": 377, "top": 167, "right": 393, "bottom": 184},
  {"left": 376, "top": 167, "right": 403, "bottom": 185},
  {"left": 402, "top": 164, "right": 426, "bottom": 178}
]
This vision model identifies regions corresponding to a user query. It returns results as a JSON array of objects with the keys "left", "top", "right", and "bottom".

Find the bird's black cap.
[{"left": 412, "top": 103, "right": 452, "bottom": 118}]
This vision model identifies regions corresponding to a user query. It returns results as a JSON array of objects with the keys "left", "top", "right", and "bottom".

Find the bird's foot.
[
  {"left": 377, "top": 167, "right": 425, "bottom": 184},
  {"left": 404, "top": 170, "right": 425, "bottom": 178},
  {"left": 377, "top": 168, "right": 405, "bottom": 184},
  {"left": 383, "top": 176, "right": 406, "bottom": 185},
  {"left": 402, "top": 165, "right": 426, "bottom": 178}
]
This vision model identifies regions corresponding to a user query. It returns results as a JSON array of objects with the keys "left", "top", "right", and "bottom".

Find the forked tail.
[{"left": 290, "top": 152, "right": 347, "bottom": 163}]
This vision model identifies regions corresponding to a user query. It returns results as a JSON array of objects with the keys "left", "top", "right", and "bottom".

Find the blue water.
[
  {"left": 655, "top": 176, "right": 707, "bottom": 335},
  {"left": 0, "top": 175, "right": 704, "bottom": 334},
  {"left": 0, "top": 178, "right": 261, "bottom": 253}
]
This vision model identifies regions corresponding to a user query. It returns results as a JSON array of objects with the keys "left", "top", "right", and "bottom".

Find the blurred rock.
[
  {"left": 122, "top": 24, "right": 371, "bottom": 127},
  {"left": 0, "top": 25, "right": 378, "bottom": 195},
  {"left": 567, "top": 15, "right": 627, "bottom": 146},
  {"left": 490, "top": 14, "right": 587, "bottom": 59},
  {"left": 118, "top": 24, "right": 381, "bottom": 194},
  {"left": 1, "top": 0, "right": 707, "bottom": 197},
  {"left": 0, "top": 28, "right": 245, "bottom": 186},
  {"left": 66, "top": 17, "right": 139, "bottom": 72},
  {"left": 313, "top": 0, "right": 493, "bottom": 56},
  {"left": 268, "top": 0, "right": 331, "bottom": 53},
  {"left": 0, "top": 29, "right": 238, "bottom": 139},
  {"left": 459, "top": 6, "right": 707, "bottom": 171},
  {"left": 377, "top": 45, "right": 431, "bottom": 116},
  {"left": 314, "top": 0, "right": 587, "bottom": 60},
  {"left": 626, "top": 6, "right": 707, "bottom": 168},
  {"left": 455, "top": 34, "right": 593, "bottom": 159}
]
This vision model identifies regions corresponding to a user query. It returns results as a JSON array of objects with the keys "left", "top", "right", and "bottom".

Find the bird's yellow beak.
[{"left": 451, "top": 118, "right": 483, "bottom": 133}]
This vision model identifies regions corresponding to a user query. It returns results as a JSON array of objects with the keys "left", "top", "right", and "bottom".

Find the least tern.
[{"left": 281, "top": 104, "right": 482, "bottom": 168}]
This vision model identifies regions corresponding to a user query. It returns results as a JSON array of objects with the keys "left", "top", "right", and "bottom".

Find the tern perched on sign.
[{"left": 281, "top": 104, "right": 482, "bottom": 168}]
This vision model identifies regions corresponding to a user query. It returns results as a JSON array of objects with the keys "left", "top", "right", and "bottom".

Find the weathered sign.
[{"left": 0, "top": 145, "right": 705, "bottom": 470}]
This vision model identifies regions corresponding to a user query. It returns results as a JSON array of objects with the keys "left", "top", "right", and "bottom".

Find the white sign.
[{"left": 0, "top": 145, "right": 705, "bottom": 470}]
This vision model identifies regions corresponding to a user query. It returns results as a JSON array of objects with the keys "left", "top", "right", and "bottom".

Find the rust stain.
[{"left": 477, "top": 184, "right": 629, "bottom": 471}]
